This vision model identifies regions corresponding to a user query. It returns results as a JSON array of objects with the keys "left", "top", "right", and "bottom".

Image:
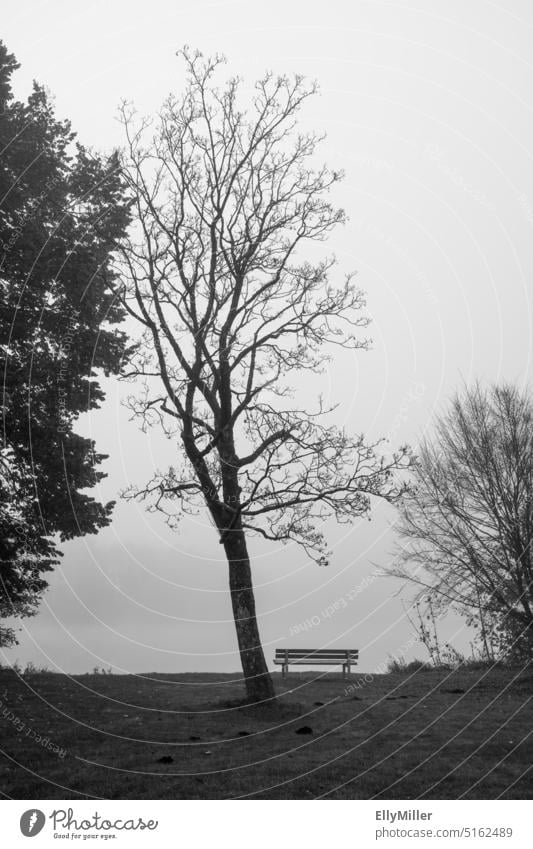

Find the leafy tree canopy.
[{"left": 0, "top": 41, "right": 131, "bottom": 645}]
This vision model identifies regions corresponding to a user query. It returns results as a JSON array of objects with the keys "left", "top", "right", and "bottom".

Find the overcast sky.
[{"left": 2, "top": 0, "right": 532, "bottom": 674}]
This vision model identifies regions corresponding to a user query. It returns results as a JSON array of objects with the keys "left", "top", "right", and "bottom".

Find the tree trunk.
[{"left": 223, "top": 528, "right": 275, "bottom": 702}]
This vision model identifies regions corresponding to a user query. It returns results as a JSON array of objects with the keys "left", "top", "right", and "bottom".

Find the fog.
[{"left": 2, "top": 0, "right": 532, "bottom": 673}]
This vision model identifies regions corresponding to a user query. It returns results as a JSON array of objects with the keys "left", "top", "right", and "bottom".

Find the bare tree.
[
  {"left": 392, "top": 382, "right": 533, "bottom": 659},
  {"left": 113, "top": 48, "right": 410, "bottom": 701}
]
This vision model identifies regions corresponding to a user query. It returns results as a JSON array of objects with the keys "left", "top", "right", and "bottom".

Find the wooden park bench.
[{"left": 274, "top": 648, "right": 359, "bottom": 678}]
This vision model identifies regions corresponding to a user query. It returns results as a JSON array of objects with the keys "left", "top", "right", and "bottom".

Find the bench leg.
[{"left": 282, "top": 664, "right": 288, "bottom": 677}]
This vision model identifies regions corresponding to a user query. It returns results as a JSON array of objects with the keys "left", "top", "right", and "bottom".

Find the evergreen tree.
[{"left": 0, "top": 41, "right": 130, "bottom": 645}]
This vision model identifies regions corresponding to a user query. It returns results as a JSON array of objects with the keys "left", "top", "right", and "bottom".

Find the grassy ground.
[{"left": 0, "top": 665, "right": 531, "bottom": 799}]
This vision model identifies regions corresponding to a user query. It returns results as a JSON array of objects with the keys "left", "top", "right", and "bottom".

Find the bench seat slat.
[
  {"left": 274, "top": 659, "right": 351, "bottom": 664},
  {"left": 274, "top": 656, "right": 358, "bottom": 661}
]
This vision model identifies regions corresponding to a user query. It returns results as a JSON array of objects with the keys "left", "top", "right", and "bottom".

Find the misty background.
[{"left": 2, "top": 0, "right": 532, "bottom": 674}]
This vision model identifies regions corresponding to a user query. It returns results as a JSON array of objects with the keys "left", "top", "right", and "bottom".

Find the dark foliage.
[{"left": 0, "top": 41, "right": 131, "bottom": 644}]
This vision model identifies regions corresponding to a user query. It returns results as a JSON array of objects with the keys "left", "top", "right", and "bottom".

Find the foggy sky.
[{"left": 2, "top": 0, "right": 532, "bottom": 674}]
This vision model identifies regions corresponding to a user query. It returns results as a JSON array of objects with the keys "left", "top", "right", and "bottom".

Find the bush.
[{"left": 387, "top": 657, "right": 429, "bottom": 673}]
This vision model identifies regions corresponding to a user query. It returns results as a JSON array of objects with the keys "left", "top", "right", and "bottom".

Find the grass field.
[{"left": 0, "top": 665, "right": 531, "bottom": 799}]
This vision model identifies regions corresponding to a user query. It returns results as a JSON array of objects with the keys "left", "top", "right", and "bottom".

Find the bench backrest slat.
[{"left": 275, "top": 649, "right": 358, "bottom": 658}]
